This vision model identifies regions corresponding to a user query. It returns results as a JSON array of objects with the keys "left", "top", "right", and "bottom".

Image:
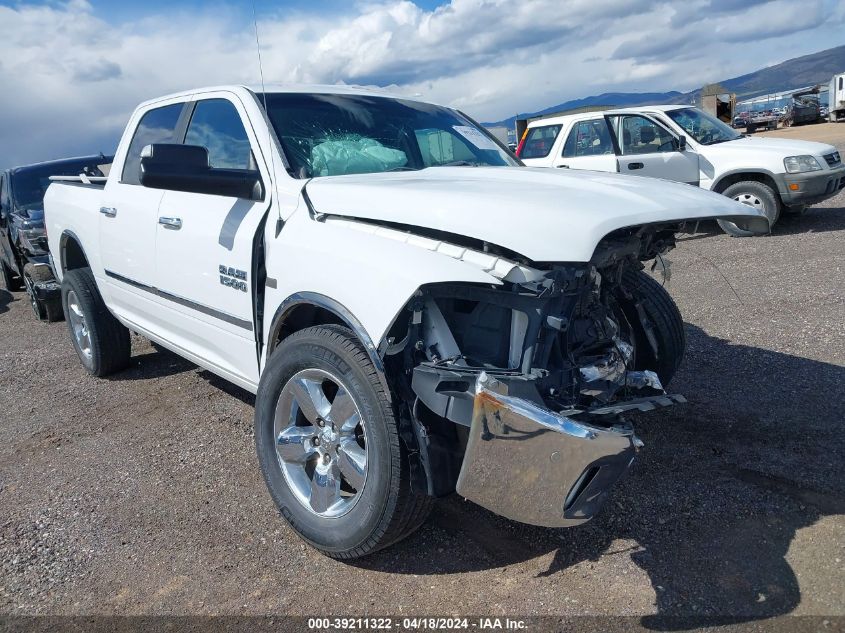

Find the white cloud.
[
  {"left": 616, "top": 0, "right": 828, "bottom": 62},
  {"left": 0, "top": 0, "right": 842, "bottom": 167}
]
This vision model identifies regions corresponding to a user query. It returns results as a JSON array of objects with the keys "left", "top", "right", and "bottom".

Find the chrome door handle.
[
  {"left": 158, "top": 216, "right": 182, "bottom": 230},
  {"left": 99, "top": 206, "right": 117, "bottom": 217}
]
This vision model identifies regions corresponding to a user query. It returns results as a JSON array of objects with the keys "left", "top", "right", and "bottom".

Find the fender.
[
  {"left": 58, "top": 229, "right": 88, "bottom": 276},
  {"left": 711, "top": 167, "right": 780, "bottom": 193},
  {"left": 266, "top": 291, "right": 389, "bottom": 395}
]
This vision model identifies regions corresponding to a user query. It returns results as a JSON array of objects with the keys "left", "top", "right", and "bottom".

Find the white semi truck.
[{"left": 829, "top": 72, "right": 845, "bottom": 122}]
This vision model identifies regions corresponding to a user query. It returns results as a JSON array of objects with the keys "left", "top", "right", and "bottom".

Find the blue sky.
[
  {"left": 0, "top": 0, "right": 450, "bottom": 19},
  {"left": 0, "top": 0, "right": 843, "bottom": 167}
]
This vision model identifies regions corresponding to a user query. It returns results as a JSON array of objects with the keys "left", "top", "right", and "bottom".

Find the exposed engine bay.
[{"left": 378, "top": 222, "right": 687, "bottom": 518}]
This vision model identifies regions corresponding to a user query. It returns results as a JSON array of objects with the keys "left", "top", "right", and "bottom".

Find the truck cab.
[{"left": 517, "top": 105, "right": 844, "bottom": 235}]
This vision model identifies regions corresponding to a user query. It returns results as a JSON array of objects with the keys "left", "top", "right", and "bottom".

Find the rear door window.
[
  {"left": 520, "top": 125, "right": 561, "bottom": 159},
  {"left": 121, "top": 104, "right": 184, "bottom": 185},
  {"left": 562, "top": 119, "right": 614, "bottom": 158}
]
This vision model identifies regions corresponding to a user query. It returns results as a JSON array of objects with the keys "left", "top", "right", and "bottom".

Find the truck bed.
[{"left": 43, "top": 180, "right": 106, "bottom": 279}]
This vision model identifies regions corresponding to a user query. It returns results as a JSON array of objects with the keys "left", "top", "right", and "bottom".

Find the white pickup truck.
[
  {"left": 517, "top": 105, "right": 845, "bottom": 236},
  {"left": 45, "top": 85, "right": 765, "bottom": 559}
]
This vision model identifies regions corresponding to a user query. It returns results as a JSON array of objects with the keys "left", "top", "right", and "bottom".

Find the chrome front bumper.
[{"left": 456, "top": 373, "right": 681, "bottom": 527}]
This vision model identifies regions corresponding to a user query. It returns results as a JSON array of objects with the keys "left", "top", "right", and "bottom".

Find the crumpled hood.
[
  {"left": 305, "top": 167, "right": 766, "bottom": 262},
  {"left": 717, "top": 136, "right": 837, "bottom": 157}
]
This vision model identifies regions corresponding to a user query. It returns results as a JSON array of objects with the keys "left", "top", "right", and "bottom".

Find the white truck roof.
[
  {"left": 527, "top": 104, "right": 687, "bottom": 127},
  {"left": 136, "top": 84, "right": 436, "bottom": 110}
]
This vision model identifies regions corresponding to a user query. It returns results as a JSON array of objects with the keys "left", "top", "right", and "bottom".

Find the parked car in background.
[
  {"left": 44, "top": 85, "right": 766, "bottom": 558},
  {"left": 786, "top": 94, "right": 821, "bottom": 126},
  {"left": 516, "top": 105, "right": 845, "bottom": 235},
  {"left": 732, "top": 111, "right": 752, "bottom": 128},
  {"left": 746, "top": 110, "right": 779, "bottom": 132},
  {"left": 0, "top": 155, "right": 112, "bottom": 320}
]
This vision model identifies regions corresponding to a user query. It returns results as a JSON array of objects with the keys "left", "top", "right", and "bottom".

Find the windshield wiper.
[{"left": 431, "top": 160, "right": 479, "bottom": 167}]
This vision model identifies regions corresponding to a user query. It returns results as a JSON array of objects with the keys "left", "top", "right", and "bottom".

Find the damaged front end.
[{"left": 384, "top": 223, "right": 687, "bottom": 527}]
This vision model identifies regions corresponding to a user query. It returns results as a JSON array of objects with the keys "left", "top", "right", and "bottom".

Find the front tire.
[
  {"left": 255, "top": 324, "right": 431, "bottom": 559},
  {"left": 718, "top": 180, "right": 781, "bottom": 236},
  {"left": 61, "top": 267, "right": 131, "bottom": 376},
  {"left": 616, "top": 269, "right": 686, "bottom": 388}
]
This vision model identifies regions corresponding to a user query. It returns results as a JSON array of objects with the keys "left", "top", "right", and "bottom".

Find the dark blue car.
[{"left": 0, "top": 155, "right": 112, "bottom": 320}]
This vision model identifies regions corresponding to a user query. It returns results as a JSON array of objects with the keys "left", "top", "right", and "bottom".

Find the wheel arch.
[
  {"left": 712, "top": 169, "right": 781, "bottom": 198},
  {"left": 266, "top": 292, "right": 389, "bottom": 394},
  {"left": 59, "top": 230, "right": 90, "bottom": 274}
]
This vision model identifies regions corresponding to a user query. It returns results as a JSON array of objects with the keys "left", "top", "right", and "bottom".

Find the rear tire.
[
  {"left": 617, "top": 269, "right": 686, "bottom": 388},
  {"left": 61, "top": 267, "right": 131, "bottom": 376},
  {"left": 23, "top": 263, "right": 63, "bottom": 322},
  {"left": 255, "top": 324, "right": 431, "bottom": 559},
  {"left": 718, "top": 180, "right": 781, "bottom": 236}
]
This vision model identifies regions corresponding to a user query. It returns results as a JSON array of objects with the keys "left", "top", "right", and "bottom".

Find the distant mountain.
[
  {"left": 483, "top": 44, "right": 845, "bottom": 129},
  {"left": 719, "top": 44, "right": 845, "bottom": 98}
]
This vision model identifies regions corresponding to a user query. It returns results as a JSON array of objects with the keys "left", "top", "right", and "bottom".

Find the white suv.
[{"left": 517, "top": 106, "right": 844, "bottom": 235}]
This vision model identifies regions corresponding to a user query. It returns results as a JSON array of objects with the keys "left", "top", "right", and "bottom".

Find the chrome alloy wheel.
[
  {"left": 66, "top": 290, "right": 92, "bottom": 361},
  {"left": 274, "top": 369, "right": 368, "bottom": 518}
]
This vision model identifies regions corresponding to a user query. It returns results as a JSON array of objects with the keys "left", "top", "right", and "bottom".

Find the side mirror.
[
  {"left": 139, "top": 144, "right": 264, "bottom": 201},
  {"left": 677, "top": 135, "right": 687, "bottom": 151}
]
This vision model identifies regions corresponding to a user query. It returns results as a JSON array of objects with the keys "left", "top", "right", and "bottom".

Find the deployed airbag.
[{"left": 309, "top": 137, "right": 407, "bottom": 176}]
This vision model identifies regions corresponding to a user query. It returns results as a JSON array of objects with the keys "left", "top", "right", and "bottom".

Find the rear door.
[
  {"left": 608, "top": 114, "right": 700, "bottom": 184},
  {"left": 152, "top": 93, "right": 272, "bottom": 385},
  {"left": 99, "top": 100, "right": 188, "bottom": 319},
  {"left": 554, "top": 118, "right": 618, "bottom": 172}
]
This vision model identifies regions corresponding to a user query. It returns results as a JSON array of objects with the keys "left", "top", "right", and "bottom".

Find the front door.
[
  {"left": 554, "top": 118, "right": 618, "bottom": 172},
  {"left": 608, "top": 114, "right": 700, "bottom": 185},
  {"left": 153, "top": 94, "right": 271, "bottom": 385}
]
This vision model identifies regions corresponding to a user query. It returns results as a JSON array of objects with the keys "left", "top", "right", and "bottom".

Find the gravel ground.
[{"left": 0, "top": 131, "right": 843, "bottom": 628}]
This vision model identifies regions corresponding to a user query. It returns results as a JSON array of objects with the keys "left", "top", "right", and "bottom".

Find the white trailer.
[{"left": 829, "top": 73, "right": 845, "bottom": 122}]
